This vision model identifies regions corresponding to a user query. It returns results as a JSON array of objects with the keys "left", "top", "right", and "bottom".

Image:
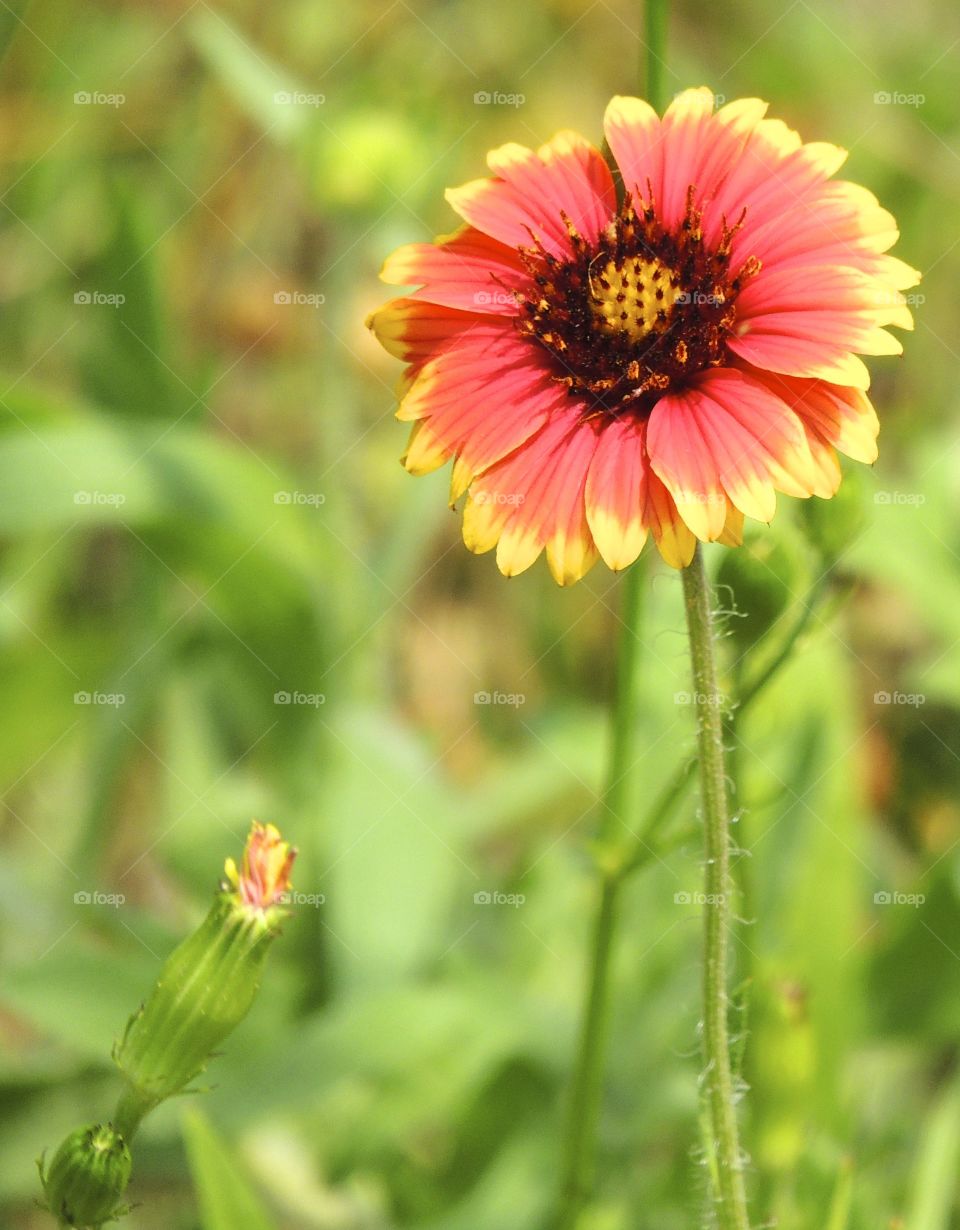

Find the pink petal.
[
  {"left": 701, "top": 118, "right": 846, "bottom": 249},
  {"left": 463, "top": 409, "right": 601, "bottom": 584},
  {"left": 399, "top": 326, "right": 567, "bottom": 487},
  {"left": 381, "top": 226, "right": 530, "bottom": 315},
  {"left": 584, "top": 416, "right": 650, "bottom": 570},
  {"left": 727, "top": 332, "right": 871, "bottom": 388},
  {"left": 366, "top": 297, "right": 491, "bottom": 362},
  {"left": 749, "top": 370, "right": 879, "bottom": 465},
  {"left": 446, "top": 132, "right": 615, "bottom": 260},
  {"left": 647, "top": 368, "right": 818, "bottom": 532},
  {"left": 603, "top": 94, "right": 663, "bottom": 206}
]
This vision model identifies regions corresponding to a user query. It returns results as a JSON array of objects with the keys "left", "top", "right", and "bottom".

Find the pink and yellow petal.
[
  {"left": 751, "top": 372, "right": 880, "bottom": 465},
  {"left": 447, "top": 131, "right": 615, "bottom": 260},
  {"left": 648, "top": 369, "right": 818, "bottom": 533},
  {"left": 658, "top": 89, "right": 769, "bottom": 231},
  {"left": 463, "top": 412, "right": 601, "bottom": 584},
  {"left": 647, "top": 472, "right": 697, "bottom": 568},
  {"left": 703, "top": 118, "right": 846, "bottom": 249},
  {"left": 602, "top": 94, "right": 663, "bottom": 206},
  {"left": 366, "top": 297, "right": 489, "bottom": 363},
  {"left": 401, "top": 420, "right": 452, "bottom": 475},
  {"left": 717, "top": 502, "right": 745, "bottom": 548},
  {"left": 380, "top": 226, "right": 529, "bottom": 314},
  {"left": 728, "top": 331, "right": 872, "bottom": 389},
  {"left": 398, "top": 329, "right": 566, "bottom": 484},
  {"left": 487, "top": 131, "right": 616, "bottom": 244},
  {"left": 584, "top": 416, "right": 650, "bottom": 570}
]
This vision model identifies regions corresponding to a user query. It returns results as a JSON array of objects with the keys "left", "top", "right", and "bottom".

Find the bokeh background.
[{"left": 1, "top": 1, "right": 959, "bottom": 1227}]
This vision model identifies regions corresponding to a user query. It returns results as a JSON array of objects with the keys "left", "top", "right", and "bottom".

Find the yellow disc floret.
[{"left": 589, "top": 256, "right": 681, "bottom": 342}]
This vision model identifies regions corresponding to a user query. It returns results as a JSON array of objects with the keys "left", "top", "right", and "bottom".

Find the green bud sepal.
[
  {"left": 113, "top": 824, "right": 295, "bottom": 1138},
  {"left": 38, "top": 1122, "right": 132, "bottom": 1229}
]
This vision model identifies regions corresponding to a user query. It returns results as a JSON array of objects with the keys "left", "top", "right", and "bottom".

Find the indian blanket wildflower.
[
  {"left": 39, "top": 823, "right": 295, "bottom": 1228},
  {"left": 367, "top": 88, "right": 918, "bottom": 584}
]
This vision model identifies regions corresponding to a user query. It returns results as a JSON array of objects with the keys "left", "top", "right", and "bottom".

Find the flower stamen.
[{"left": 514, "top": 188, "right": 760, "bottom": 420}]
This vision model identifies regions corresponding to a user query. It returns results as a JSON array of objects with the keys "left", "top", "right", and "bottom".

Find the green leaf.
[
  {"left": 182, "top": 1108, "right": 277, "bottom": 1230},
  {"left": 906, "top": 1076, "right": 960, "bottom": 1230}
]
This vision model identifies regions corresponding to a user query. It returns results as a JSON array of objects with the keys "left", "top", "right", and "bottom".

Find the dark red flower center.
[{"left": 513, "top": 188, "right": 760, "bottom": 420}]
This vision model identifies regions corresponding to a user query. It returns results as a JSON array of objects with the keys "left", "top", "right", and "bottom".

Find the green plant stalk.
[
  {"left": 624, "top": 567, "right": 837, "bottom": 877},
  {"left": 555, "top": 559, "right": 644, "bottom": 1228},
  {"left": 681, "top": 545, "right": 750, "bottom": 1230},
  {"left": 554, "top": 7, "right": 667, "bottom": 1224}
]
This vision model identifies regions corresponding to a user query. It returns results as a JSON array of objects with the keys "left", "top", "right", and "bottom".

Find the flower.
[
  {"left": 224, "top": 820, "right": 296, "bottom": 911},
  {"left": 367, "top": 88, "right": 918, "bottom": 584}
]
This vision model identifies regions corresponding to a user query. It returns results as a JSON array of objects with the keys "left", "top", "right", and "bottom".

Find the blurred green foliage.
[{"left": 1, "top": 1, "right": 958, "bottom": 1227}]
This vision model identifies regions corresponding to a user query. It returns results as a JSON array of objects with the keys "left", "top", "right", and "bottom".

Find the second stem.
[{"left": 681, "top": 544, "right": 750, "bottom": 1230}]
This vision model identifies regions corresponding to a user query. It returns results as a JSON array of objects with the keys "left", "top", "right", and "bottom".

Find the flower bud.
[
  {"left": 40, "top": 1122, "right": 131, "bottom": 1228},
  {"left": 113, "top": 823, "right": 295, "bottom": 1137}
]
